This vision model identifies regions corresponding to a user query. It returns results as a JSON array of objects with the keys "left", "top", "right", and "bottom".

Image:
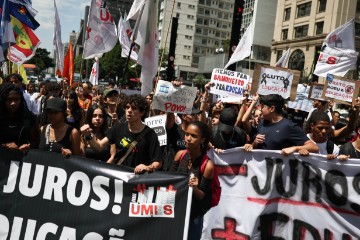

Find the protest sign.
[
  {"left": 152, "top": 80, "right": 197, "bottom": 114},
  {"left": 202, "top": 148, "right": 360, "bottom": 239},
  {"left": 210, "top": 68, "right": 249, "bottom": 98},
  {"left": 0, "top": 148, "right": 191, "bottom": 240},
  {"left": 321, "top": 75, "right": 360, "bottom": 105},
  {"left": 308, "top": 83, "right": 325, "bottom": 100},
  {"left": 287, "top": 84, "right": 313, "bottom": 112},
  {"left": 251, "top": 64, "right": 300, "bottom": 100},
  {"left": 145, "top": 115, "right": 167, "bottom": 146}
]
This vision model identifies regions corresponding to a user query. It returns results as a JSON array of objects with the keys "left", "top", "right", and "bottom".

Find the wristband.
[{"left": 84, "top": 133, "right": 94, "bottom": 141}]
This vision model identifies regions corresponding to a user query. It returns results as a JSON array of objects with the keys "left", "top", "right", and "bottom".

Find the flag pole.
[{"left": 120, "top": 4, "right": 145, "bottom": 87}]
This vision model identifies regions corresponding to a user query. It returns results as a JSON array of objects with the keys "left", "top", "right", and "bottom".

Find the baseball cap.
[
  {"left": 103, "top": 89, "right": 119, "bottom": 98},
  {"left": 45, "top": 97, "right": 66, "bottom": 112},
  {"left": 218, "top": 108, "right": 237, "bottom": 132}
]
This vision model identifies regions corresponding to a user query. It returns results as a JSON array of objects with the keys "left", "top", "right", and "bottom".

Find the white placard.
[
  {"left": 144, "top": 115, "right": 167, "bottom": 146},
  {"left": 210, "top": 68, "right": 249, "bottom": 97},
  {"left": 287, "top": 84, "right": 313, "bottom": 112},
  {"left": 257, "top": 67, "right": 294, "bottom": 99},
  {"left": 152, "top": 80, "right": 197, "bottom": 114},
  {"left": 325, "top": 77, "right": 356, "bottom": 103}
]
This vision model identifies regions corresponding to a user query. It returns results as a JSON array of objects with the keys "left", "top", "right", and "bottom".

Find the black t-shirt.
[
  {"left": 257, "top": 118, "right": 309, "bottom": 150},
  {"left": 0, "top": 114, "right": 37, "bottom": 146},
  {"left": 106, "top": 122, "right": 162, "bottom": 168},
  {"left": 166, "top": 123, "right": 186, "bottom": 152},
  {"left": 212, "top": 125, "right": 247, "bottom": 149},
  {"left": 339, "top": 142, "right": 360, "bottom": 159}
]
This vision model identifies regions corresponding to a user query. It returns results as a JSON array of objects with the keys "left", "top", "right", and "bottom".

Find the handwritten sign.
[
  {"left": 145, "top": 115, "right": 167, "bottom": 146},
  {"left": 152, "top": 80, "right": 197, "bottom": 114},
  {"left": 322, "top": 75, "right": 360, "bottom": 105},
  {"left": 210, "top": 68, "right": 249, "bottom": 98},
  {"left": 251, "top": 64, "right": 300, "bottom": 100}
]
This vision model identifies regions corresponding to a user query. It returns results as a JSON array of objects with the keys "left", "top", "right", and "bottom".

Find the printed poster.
[
  {"left": 210, "top": 68, "right": 249, "bottom": 98},
  {"left": 145, "top": 115, "right": 167, "bottom": 146},
  {"left": 322, "top": 74, "right": 360, "bottom": 105}
]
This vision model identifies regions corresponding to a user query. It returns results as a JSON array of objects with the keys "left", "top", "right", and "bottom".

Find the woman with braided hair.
[{"left": 0, "top": 83, "right": 39, "bottom": 153}]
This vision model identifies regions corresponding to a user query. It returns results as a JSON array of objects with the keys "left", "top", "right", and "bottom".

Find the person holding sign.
[
  {"left": 81, "top": 94, "right": 162, "bottom": 173},
  {"left": 246, "top": 94, "right": 318, "bottom": 155}
]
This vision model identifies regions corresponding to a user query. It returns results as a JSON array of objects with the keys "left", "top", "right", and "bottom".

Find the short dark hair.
[
  {"left": 259, "top": 94, "right": 284, "bottom": 114},
  {"left": 309, "top": 111, "right": 330, "bottom": 125},
  {"left": 125, "top": 94, "right": 149, "bottom": 121}
]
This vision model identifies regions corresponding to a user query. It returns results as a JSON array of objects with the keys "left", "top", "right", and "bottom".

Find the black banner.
[{"left": 0, "top": 148, "right": 191, "bottom": 240}]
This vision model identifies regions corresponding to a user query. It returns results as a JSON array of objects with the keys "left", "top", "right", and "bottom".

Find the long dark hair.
[
  {"left": 0, "top": 83, "right": 31, "bottom": 119},
  {"left": 187, "top": 121, "right": 212, "bottom": 154},
  {"left": 67, "top": 91, "right": 83, "bottom": 123},
  {"left": 85, "top": 104, "right": 108, "bottom": 133}
]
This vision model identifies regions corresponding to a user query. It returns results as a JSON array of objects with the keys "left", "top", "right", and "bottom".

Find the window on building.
[
  {"left": 218, "top": 12, "right": 223, "bottom": 18},
  {"left": 188, "top": 4, "right": 195, "bottom": 9},
  {"left": 203, "top": 29, "right": 208, "bottom": 35},
  {"left": 176, "top": 13, "right": 180, "bottom": 18},
  {"left": 224, "top": 13, "right": 229, "bottom": 19},
  {"left": 282, "top": 29, "right": 288, "bottom": 40},
  {"left": 315, "top": 21, "right": 324, "bottom": 35},
  {"left": 198, "top": 8, "right": 204, "bottom": 14},
  {"left": 196, "top": 28, "right": 202, "bottom": 34},
  {"left": 355, "top": 23, "right": 360, "bottom": 36},
  {"left": 297, "top": 2, "right": 311, "bottom": 18},
  {"left": 185, "top": 35, "right": 193, "bottom": 40},
  {"left": 193, "top": 57, "right": 199, "bottom": 63},
  {"left": 177, "top": 2, "right": 181, "bottom": 8},
  {"left": 276, "top": 50, "right": 283, "bottom": 62},
  {"left": 199, "top": 0, "right": 204, "bottom": 4},
  {"left": 357, "top": 0, "right": 360, "bottom": 12},
  {"left": 187, "top": 15, "right": 194, "bottom": 19},
  {"left": 219, "top": 2, "right": 223, "bottom": 8},
  {"left": 294, "top": 25, "right": 308, "bottom": 38},
  {"left": 197, "top": 18, "right": 203, "bottom": 24},
  {"left": 202, "top": 39, "right": 207, "bottom": 45},
  {"left": 206, "top": 0, "right": 211, "bottom": 6},
  {"left": 186, "top": 25, "right": 193, "bottom": 30},
  {"left": 318, "top": 0, "right": 326, "bottom": 12},
  {"left": 284, "top": 8, "right": 291, "bottom": 21},
  {"left": 215, "top": 31, "right": 220, "bottom": 37},
  {"left": 205, "top": 9, "right": 210, "bottom": 15},
  {"left": 204, "top": 19, "right": 209, "bottom": 25}
]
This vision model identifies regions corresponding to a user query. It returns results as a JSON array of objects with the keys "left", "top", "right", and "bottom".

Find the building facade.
[
  {"left": 271, "top": 0, "right": 360, "bottom": 82},
  {"left": 158, "top": 0, "right": 234, "bottom": 81}
]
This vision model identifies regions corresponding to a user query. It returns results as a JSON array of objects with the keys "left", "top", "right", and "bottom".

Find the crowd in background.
[{"left": 1, "top": 73, "right": 360, "bottom": 239}]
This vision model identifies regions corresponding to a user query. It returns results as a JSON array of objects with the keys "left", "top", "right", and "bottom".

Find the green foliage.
[{"left": 25, "top": 48, "right": 54, "bottom": 71}]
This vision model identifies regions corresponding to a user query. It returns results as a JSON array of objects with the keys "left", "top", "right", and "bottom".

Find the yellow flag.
[{"left": 12, "top": 64, "right": 29, "bottom": 84}]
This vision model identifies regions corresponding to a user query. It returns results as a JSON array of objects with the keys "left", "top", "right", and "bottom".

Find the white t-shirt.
[{"left": 307, "top": 133, "right": 339, "bottom": 156}]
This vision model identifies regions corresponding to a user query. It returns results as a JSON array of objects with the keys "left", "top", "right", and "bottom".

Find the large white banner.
[
  {"left": 210, "top": 68, "right": 249, "bottom": 98},
  {"left": 202, "top": 148, "right": 360, "bottom": 239},
  {"left": 152, "top": 80, "right": 197, "bottom": 114},
  {"left": 145, "top": 115, "right": 167, "bottom": 146}
]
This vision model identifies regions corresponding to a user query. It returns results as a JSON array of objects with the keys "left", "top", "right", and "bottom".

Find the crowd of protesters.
[{"left": 1, "top": 73, "right": 360, "bottom": 239}]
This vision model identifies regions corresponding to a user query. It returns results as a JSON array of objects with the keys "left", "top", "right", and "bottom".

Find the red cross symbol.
[{"left": 212, "top": 218, "right": 249, "bottom": 240}]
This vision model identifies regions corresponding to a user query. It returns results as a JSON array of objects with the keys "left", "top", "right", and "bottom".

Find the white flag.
[
  {"left": 224, "top": 20, "right": 253, "bottom": 69},
  {"left": 118, "top": 13, "right": 138, "bottom": 61},
  {"left": 324, "top": 18, "right": 355, "bottom": 50},
  {"left": 275, "top": 47, "right": 291, "bottom": 68},
  {"left": 53, "top": 0, "right": 64, "bottom": 72},
  {"left": 128, "top": 0, "right": 158, "bottom": 96},
  {"left": 83, "top": 0, "right": 118, "bottom": 59},
  {"left": 89, "top": 57, "right": 99, "bottom": 85},
  {"left": 314, "top": 19, "right": 358, "bottom": 77}
]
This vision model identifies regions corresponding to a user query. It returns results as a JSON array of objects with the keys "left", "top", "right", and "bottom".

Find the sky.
[{"left": 32, "top": 0, "right": 90, "bottom": 55}]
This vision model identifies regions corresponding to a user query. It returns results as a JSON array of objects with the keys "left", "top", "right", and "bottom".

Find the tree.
[
  {"left": 193, "top": 74, "right": 209, "bottom": 90},
  {"left": 25, "top": 48, "right": 54, "bottom": 72}
]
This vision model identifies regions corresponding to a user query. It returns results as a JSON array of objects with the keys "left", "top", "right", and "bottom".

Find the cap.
[
  {"left": 103, "top": 89, "right": 119, "bottom": 98},
  {"left": 219, "top": 108, "right": 237, "bottom": 132},
  {"left": 191, "top": 107, "right": 202, "bottom": 114},
  {"left": 45, "top": 97, "right": 66, "bottom": 112}
]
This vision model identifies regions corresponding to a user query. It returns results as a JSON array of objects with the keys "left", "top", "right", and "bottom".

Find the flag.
[
  {"left": 9, "top": 0, "right": 37, "bottom": 16},
  {"left": 275, "top": 47, "right": 291, "bottom": 68},
  {"left": 0, "top": 0, "right": 40, "bottom": 30},
  {"left": 63, "top": 42, "right": 74, "bottom": 86},
  {"left": 224, "top": 20, "right": 253, "bottom": 69},
  {"left": 127, "top": 0, "right": 158, "bottom": 96},
  {"left": 8, "top": 16, "right": 40, "bottom": 65},
  {"left": 83, "top": 0, "right": 117, "bottom": 59},
  {"left": 314, "top": 19, "right": 358, "bottom": 77},
  {"left": 118, "top": 13, "right": 138, "bottom": 61},
  {"left": 0, "top": 0, "right": 16, "bottom": 51},
  {"left": 323, "top": 18, "right": 355, "bottom": 50},
  {"left": 89, "top": 57, "right": 99, "bottom": 85},
  {"left": 53, "top": 0, "right": 63, "bottom": 72},
  {"left": 12, "top": 63, "right": 28, "bottom": 83}
]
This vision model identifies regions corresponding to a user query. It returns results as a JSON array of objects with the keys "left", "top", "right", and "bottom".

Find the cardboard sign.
[
  {"left": 152, "top": 80, "right": 197, "bottom": 114},
  {"left": 251, "top": 64, "right": 300, "bottom": 100},
  {"left": 210, "top": 68, "right": 249, "bottom": 97},
  {"left": 308, "top": 83, "right": 325, "bottom": 100},
  {"left": 321, "top": 75, "right": 360, "bottom": 105},
  {"left": 144, "top": 115, "right": 167, "bottom": 146}
]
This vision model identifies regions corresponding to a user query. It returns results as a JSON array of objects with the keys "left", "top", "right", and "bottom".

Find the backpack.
[{"left": 180, "top": 150, "right": 221, "bottom": 208}]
